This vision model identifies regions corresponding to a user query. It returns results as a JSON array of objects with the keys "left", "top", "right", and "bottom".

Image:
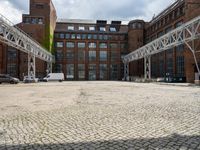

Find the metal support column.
[
  {"left": 144, "top": 56, "right": 151, "bottom": 80},
  {"left": 46, "top": 62, "right": 52, "bottom": 75},
  {"left": 28, "top": 53, "right": 35, "bottom": 79},
  {"left": 124, "top": 63, "right": 129, "bottom": 81}
]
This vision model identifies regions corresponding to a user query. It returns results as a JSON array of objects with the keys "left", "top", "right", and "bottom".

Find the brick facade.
[{"left": 0, "top": 0, "right": 199, "bottom": 82}]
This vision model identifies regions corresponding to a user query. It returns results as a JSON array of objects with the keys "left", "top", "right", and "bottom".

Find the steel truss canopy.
[
  {"left": 123, "top": 16, "right": 200, "bottom": 64},
  {"left": 0, "top": 14, "right": 54, "bottom": 63}
]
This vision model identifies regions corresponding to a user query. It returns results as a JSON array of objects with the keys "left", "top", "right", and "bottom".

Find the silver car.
[{"left": 0, "top": 74, "right": 20, "bottom": 84}]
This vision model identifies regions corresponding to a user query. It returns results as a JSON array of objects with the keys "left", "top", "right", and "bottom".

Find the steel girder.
[
  {"left": 0, "top": 14, "right": 54, "bottom": 63},
  {"left": 123, "top": 15, "right": 200, "bottom": 79}
]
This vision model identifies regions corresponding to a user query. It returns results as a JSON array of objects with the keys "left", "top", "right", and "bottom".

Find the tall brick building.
[{"left": 0, "top": 0, "right": 199, "bottom": 82}]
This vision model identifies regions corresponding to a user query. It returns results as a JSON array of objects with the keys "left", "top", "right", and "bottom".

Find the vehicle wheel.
[
  {"left": 0, "top": 82, "right": 2, "bottom": 84},
  {"left": 10, "top": 81, "right": 15, "bottom": 84},
  {"left": 59, "top": 80, "right": 63, "bottom": 82}
]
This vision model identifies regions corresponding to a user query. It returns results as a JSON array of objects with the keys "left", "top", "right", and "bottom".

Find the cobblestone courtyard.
[{"left": 0, "top": 81, "right": 200, "bottom": 150}]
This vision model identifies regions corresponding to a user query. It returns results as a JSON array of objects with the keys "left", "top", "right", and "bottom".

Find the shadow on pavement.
[{"left": 0, "top": 133, "right": 200, "bottom": 150}]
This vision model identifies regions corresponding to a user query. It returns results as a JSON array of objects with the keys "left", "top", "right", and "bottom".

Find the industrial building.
[{"left": 0, "top": 0, "right": 200, "bottom": 83}]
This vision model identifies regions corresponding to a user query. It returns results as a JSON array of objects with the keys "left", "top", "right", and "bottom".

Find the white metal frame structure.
[
  {"left": 123, "top": 16, "right": 200, "bottom": 80},
  {"left": 0, "top": 13, "right": 54, "bottom": 79}
]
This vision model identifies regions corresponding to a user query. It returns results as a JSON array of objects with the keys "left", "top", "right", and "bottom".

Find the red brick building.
[{"left": 0, "top": 0, "right": 199, "bottom": 82}]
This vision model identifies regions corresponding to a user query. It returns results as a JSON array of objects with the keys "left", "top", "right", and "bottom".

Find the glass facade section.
[
  {"left": 66, "top": 42, "right": 75, "bottom": 48},
  {"left": 100, "top": 51, "right": 107, "bottom": 61},
  {"left": 89, "top": 51, "right": 96, "bottom": 61},
  {"left": 78, "top": 64, "right": 85, "bottom": 79},
  {"left": 100, "top": 64, "right": 107, "bottom": 80},
  {"left": 66, "top": 64, "right": 74, "bottom": 79},
  {"left": 110, "top": 64, "right": 118, "bottom": 80},
  {"left": 88, "top": 64, "right": 96, "bottom": 80},
  {"left": 99, "top": 43, "right": 107, "bottom": 49}
]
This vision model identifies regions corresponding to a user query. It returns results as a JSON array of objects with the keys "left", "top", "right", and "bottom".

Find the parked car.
[
  {"left": 43, "top": 73, "right": 64, "bottom": 82},
  {"left": 0, "top": 74, "right": 19, "bottom": 84},
  {"left": 23, "top": 76, "right": 39, "bottom": 83}
]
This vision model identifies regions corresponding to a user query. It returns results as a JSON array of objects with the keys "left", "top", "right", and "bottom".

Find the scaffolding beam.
[
  {"left": 0, "top": 13, "right": 54, "bottom": 79},
  {"left": 123, "top": 15, "right": 200, "bottom": 77}
]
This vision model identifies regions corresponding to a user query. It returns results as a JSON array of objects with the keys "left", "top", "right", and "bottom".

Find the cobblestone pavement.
[{"left": 0, "top": 81, "right": 200, "bottom": 150}]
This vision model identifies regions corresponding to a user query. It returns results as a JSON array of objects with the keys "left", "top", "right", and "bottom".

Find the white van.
[{"left": 43, "top": 73, "right": 64, "bottom": 82}]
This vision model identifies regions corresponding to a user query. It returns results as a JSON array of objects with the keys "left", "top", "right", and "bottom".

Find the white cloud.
[
  {"left": 0, "top": 0, "right": 177, "bottom": 24},
  {"left": 0, "top": 0, "right": 25, "bottom": 24}
]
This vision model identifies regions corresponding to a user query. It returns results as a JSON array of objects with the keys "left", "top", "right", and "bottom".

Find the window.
[
  {"left": 66, "top": 34, "right": 70, "bottom": 39},
  {"left": 166, "top": 58, "right": 173, "bottom": 76},
  {"left": 88, "top": 34, "right": 92, "bottom": 39},
  {"left": 7, "top": 48, "right": 17, "bottom": 61},
  {"left": 110, "top": 43, "right": 118, "bottom": 49},
  {"left": 7, "top": 64, "right": 17, "bottom": 77},
  {"left": 88, "top": 64, "right": 96, "bottom": 80},
  {"left": 100, "top": 64, "right": 107, "bottom": 80},
  {"left": 55, "top": 50, "right": 63, "bottom": 61},
  {"left": 89, "top": 26, "right": 95, "bottom": 31},
  {"left": 78, "top": 42, "right": 85, "bottom": 48},
  {"left": 56, "top": 64, "right": 62, "bottom": 73},
  {"left": 110, "top": 64, "right": 118, "bottom": 80},
  {"left": 66, "top": 64, "right": 74, "bottom": 79},
  {"left": 89, "top": 43, "right": 96, "bottom": 49},
  {"left": 103, "top": 35, "right": 108, "bottom": 40},
  {"left": 78, "top": 64, "right": 85, "bottom": 79},
  {"left": 68, "top": 26, "right": 74, "bottom": 31},
  {"left": 77, "top": 34, "right": 81, "bottom": 39},
  {"left": 78, "top": 50, "right": 85, "bottom": 61},
  {"left": 111, "top": 51, "right": 118, "bottom": 61},
  {"left": 99, "top": 35, "right": 103, "bottom": 40},
  {"left": 100, "top": 51, "right": 107, "bottom": 61},
  {"left": 66, "top": 50, "right": 74, "bottom": 62},
  {"left": 110, "top": 27, "right": 116, "bottom": 32},
  {"left": 176, "top": 56, "right": 185, "bottom": 77},
  {"left": 24, "top": 17, "right": 31, "bottom": 24},
  {"left": 66, "top": 42, "right": 75, "bottom": 48},
  {"left": 79, "top": 26, "right": 85, "bottom": 31},
  {"left": 89, "top": 51, "right": 96, "bottom": 61},
  {"left": 32, "top": 18, "right": 37, "bottom": 24},
  {"left": 71, "top": 34, "right": 76, "bottom": 39},
  {"left": 99, "top": 43, "right": 107, "bottom": 49},
  {"left": 82, "top": 34, "right": 87, "bottom": 39},
  {"left": 59, "top": 33, "right": 65, "bottom": 39},
  {"left": 55, "top": 42, "right": 64, "bottom": 48},
  {"left": 93, "top": 34, "right": 97, "bottom": 40},
  {"left": 38, "top": 18, "right": 43, "bottom": 24},
  {"left": 100, "top": 27, "right": 106, "bottom": 32}
]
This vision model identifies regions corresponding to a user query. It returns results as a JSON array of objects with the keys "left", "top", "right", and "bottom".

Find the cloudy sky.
[{"left": 0, "top": 0, "right": 176, "bottom": 24}]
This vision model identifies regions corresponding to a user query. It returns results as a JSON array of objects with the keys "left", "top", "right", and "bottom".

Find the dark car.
[{"left": 0, "top": 74, "right": 20, "bottom": 84}]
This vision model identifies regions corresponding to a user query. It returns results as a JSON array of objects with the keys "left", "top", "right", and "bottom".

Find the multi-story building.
[
  {"left": 0, "top": 0, "right": 199, "bottom": 83},
  {"left": 54, "top": 20, "right": 128, "bottom": 80}
]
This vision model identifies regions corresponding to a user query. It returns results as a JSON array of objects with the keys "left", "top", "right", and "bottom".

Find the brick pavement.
[{"left": 0, "top": 82, "right": 200, "bottom": 150}]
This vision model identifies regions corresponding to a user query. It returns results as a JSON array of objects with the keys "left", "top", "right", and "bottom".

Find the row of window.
[
  {"left": 56, "top": 50, "right": 120, "bottom": 62},
  {"left": 56, "top": 64, "right": 119, "bottom": 80},
  {"left": 148, "top": 6, "right": 184, "bottom": 33},
  {"left": 55, "top": 41, "right": 125, "bottom": 49},
  {"left": 23, "top": 17, "right": 44, "bottom": 24},
  {"left": 67, "top": 25, "right": 117, "bottom": 32},
  {"left": 54, "top": 33, "right": 126, "bottom": 41}
]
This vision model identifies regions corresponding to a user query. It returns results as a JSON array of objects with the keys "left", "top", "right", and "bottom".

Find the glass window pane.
[
  {"left": 89, "top": 51, "right": 96, "bottom": 61},
  {"left": 100, "top": 64, "right": 107, "bottom": 80},
  {"left": 56, "top": 42, "right": 63, "bottom": 48},
  {"left": 78, "top": 50, "right": 85, "bottom": 61},
  {"left": 66, "top": 64, "right": 74, "bottom": 79},
  {"left": 66, "top": 50, "right": 74, "bottom": 62},
  {"left": 78, "top": 42, "right": 85, "bottom": 48},
  {"left": 99, "top": 43, "right": 107, "bottom": 49},
  {"left": 88, "top": 64, "right": 96, "bottom": 80},
  {"left": 89, "top": 42, "right": 96, "bottom": 49},
  {"left": 68, "top": 26, "right": 74, "bottom": 30},
  {"left": 89, "top": 26, "right": 95, "bottom": 31},
  {"left": 66, "top": 42, "right": 75, "bottom": 48},
  {"left": 78, "top": 64, "right": 85, "bottom": 79},
  {"left": 100, "top": 51, "right": 107, "bottom": 61}
]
